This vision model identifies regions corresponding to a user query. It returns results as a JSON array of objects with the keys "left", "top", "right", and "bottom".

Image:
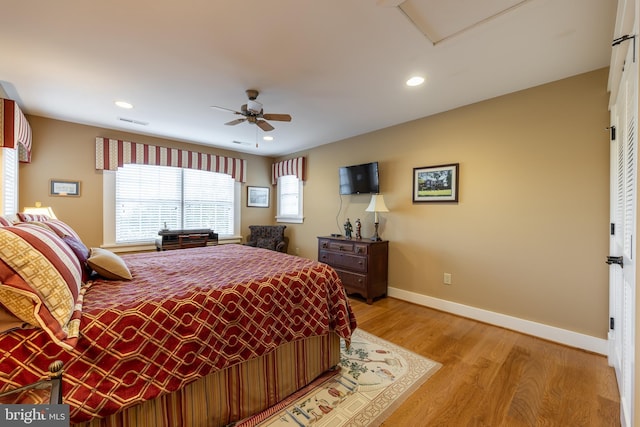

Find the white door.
[{"left": 609, "top": 39, "right": 637, "bottom": 427}]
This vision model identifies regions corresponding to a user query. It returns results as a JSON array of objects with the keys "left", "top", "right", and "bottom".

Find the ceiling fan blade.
[
  {"left": 256, "top": 120, "right": 274, "bottom": 132},
  {"left": 225, "top": 118, "right": 246, "bottom": 126},
  {"left": 211, "top": 105, "right": 241, "bottom": 114},
  {"left": 262, "top": 113, "right": 291, "bottom": 122}
]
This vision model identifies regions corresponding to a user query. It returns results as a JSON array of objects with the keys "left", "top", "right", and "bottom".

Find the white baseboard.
[{"left": 387, "top": 287, "right": 608, "bottom": 355}]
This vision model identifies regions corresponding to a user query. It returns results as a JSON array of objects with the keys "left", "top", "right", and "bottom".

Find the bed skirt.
[{"left": 72, "top": 332, "right": 341, "bottom": 427}]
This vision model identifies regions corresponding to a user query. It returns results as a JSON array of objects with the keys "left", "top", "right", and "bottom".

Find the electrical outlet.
[
  {"left": 444, "top": 273, "right": 452, "bottom": 285},
  {"left": 295, "top": 247, "right": 300, "bottom": 255}
]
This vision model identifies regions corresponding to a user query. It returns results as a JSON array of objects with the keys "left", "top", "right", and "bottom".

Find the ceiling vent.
[{"left": 118, "top": 117, "right": 149, "bottom": 126}]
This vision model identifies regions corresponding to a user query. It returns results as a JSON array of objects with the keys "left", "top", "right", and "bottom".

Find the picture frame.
[
  {"left": 247, "top": 186, "right": 270, "bottom": 208},
  {"left": 50, "top": 179, "right": 81, "bottom": 197},
  {"left": 413, "top": 163, "right": 459, "bottom": 203}
]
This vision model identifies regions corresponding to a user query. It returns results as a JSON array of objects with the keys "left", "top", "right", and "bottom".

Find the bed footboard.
[{"left": 0, "top": 360, "right": 64, "bottom": 405}]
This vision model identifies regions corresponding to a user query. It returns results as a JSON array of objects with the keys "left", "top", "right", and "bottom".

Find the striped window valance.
[
  {"left": 95, "top": 137, "right": 247, "bottom": 182},
  {"left": 1, "top": 98, "right": 32, "bottom": 163},
  {"left": 272, "top": 157, "right": 306, "bottom": 184}
]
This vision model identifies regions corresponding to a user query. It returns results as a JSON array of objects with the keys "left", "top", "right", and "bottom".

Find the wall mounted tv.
[{"left": 339, "top": 162, "right": 379, "bottom": 195}]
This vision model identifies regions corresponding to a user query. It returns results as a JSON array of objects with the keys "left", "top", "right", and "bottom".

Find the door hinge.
[
  {"left": 611, "top": 223, "right": 615, "bottom": 235},
  {"left": 612, "top": 34, "right": 637, "bottom": 63},
  {"left": 610, "top": 125, "right": 616, "bottom": 141},
  {"left": 610, "top": 317, "right": 615, "bottom": 330},
  {"left": 606, "top": 256, "right": 624, "bottom": 268}
]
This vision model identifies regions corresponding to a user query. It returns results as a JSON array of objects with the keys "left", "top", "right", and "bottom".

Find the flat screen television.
[{"left": 339, "top": 162, "right": 379, "bottom": 195}]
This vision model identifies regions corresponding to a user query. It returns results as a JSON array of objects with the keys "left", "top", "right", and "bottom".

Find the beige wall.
[
  {"left": 284, "top": 68, "right": 610, "bottom": 339},
  {"left": 19, "top": 68, "right": 610, "bottom": 340},
  {"left": 19, "top": 118, "right": 275, "bottom": 248}
]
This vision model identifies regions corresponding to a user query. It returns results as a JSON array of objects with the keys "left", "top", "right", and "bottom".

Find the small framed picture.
[
  {"left": 50, "top": 179, "right": 81, "bottom": 197},
  {"left": 247, "top": 186, "right": 269, "bottom": 208},
  {"left": 413, "top": 163, "right": 459, "bottom": 203}
]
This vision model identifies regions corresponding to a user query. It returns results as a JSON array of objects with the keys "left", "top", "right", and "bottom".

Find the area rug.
[{"left": 235, "top": 329, "right": 442, "bottom": 427}]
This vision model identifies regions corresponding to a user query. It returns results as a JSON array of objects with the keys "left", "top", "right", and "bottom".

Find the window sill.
[
  {"left": 275, "top": 216, "right": 304, "bottom": 224},
  {"left": 102, "top": 235, "right": 242, "bottom": 254}
]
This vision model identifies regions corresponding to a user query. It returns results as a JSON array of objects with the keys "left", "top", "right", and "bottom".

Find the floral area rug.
[{"left": 235, "top": 329, "right": 442, "bottom": 427}]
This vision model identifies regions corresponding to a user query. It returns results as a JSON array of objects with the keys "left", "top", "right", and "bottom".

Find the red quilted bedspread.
[{"left": 0, "top": 244, "right": 356, "bottom": 422}]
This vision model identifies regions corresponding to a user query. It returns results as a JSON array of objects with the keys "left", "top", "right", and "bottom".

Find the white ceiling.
[{"left": 0, "top": 0, "right": 616, "bottom": 157}]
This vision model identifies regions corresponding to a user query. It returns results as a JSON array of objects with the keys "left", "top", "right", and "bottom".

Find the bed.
[{"left": 0, "top": 222, "right": 356, "bottom": 427}]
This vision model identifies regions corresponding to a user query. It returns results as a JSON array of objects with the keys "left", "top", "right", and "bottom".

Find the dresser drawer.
[
  {"left": 328, "top": 241, "right": 355, "bottom": 253},
  {"left": 336, "top": 269, "right": 367, "bottom": 292},
  {"left": 318, "top": 239, "right": 368, "bottom": 254},
  {"left": 319, "top": 250, "right": 367, "bottom": 272}
]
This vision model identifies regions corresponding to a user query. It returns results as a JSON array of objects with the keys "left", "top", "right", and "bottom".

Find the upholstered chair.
[{"left": 244, "top": 225, "right": 288, "bottom": 253}]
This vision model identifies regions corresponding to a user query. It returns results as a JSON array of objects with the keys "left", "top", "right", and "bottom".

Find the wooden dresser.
[{"left": 317, "top": 236, "right": 388, "bottom": 304}]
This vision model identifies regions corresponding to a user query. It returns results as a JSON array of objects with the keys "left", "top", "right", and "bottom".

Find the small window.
[
  {"left": 276, "top": 175, "right": 304, "bottom": 224},
  {"left": 1, "top": 148, "right": 18, "bottom": 217}
]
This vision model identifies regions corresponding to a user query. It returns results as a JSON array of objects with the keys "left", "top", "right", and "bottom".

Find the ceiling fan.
[{"left": 212, "top": 89, "right": 292, "bottom": 132}]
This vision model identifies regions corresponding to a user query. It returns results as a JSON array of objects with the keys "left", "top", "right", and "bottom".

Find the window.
[
  {"left": 276, "top": 174, "right": 304, "bottom": 223},
  {"left": 1, "top": 148, "right": 18, "bottom": 217},
  {"left": 114, "top": 164, "right": 235, "bottom": 243}
]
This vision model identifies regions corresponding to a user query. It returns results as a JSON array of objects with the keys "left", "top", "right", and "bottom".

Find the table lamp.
[
  {"left": 23, "top": 202, "right": 57, "bottom": 219},
  {"left": 365, "top": 194, "right": 389, "bottom": 241}
]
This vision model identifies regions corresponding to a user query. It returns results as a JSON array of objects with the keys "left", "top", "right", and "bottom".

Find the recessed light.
[
  {"left": 263, "top": 136, "right": 274, "bottom": 141},
  {"left": 406, "top": 76, "right": 425, "bottom": 87},
  {"left": 115, "top": 100, "right": 133, "bottom": 109}
]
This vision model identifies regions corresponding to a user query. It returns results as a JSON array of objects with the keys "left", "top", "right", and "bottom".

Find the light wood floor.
[{"left": 348, "top": 297, "right": 620, "bottom": 426}]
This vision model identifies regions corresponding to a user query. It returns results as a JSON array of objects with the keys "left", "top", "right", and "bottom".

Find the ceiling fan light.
[
  {"left": 263, "top": 136, "right": 274, "bottom": 141},
  {"left": 247, "top": 99, "right": 263, "bottom": 114},
  {"left": 406, "top": 76, "right": 425, "bottom": 87}
]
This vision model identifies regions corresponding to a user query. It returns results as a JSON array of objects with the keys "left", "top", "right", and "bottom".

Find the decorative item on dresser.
[
  {"left": 155, "top": 229, "right": 218, "bottom": 251},
  {"left": 318, "top": 235, "right": 388, "bottom": 304}
]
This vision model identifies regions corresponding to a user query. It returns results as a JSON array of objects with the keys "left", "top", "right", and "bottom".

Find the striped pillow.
[
  {"left": 16, "top": 216, "right": 82, "bottom": 241},
  {"left": 0, "top": 224, "right": 84, "bottom": 349},
  {"left": 16, "top": 218, "right": 89, "bottom": 276},
  {"left": 16, "top": 213, "right": 50, "bottom": 222},
  {"left": 0, "top": 216, "right": 13, "bottom": 227},
  {"left": 41, "top": 219, "right": 83, "bottom": 241}
]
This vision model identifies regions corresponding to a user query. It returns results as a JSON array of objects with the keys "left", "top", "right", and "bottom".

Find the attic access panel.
[{"left": 398, "top": 0, "right": 529, "bottom": 45}]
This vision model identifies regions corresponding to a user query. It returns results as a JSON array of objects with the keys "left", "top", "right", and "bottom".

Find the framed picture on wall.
[
  {"left": 50, "top": 179, "right": 81, "bottom": 197},
  {"left": 247, "top": 186, "right": 269, "bottom": 208},
  {"left": 412, "top": 163, "right": 459, "bottom": 203}
]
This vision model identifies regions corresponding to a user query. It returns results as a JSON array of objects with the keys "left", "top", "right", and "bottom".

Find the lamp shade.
[
  {"left": 365, "top": 194, "right": 389, "bottom": 213},
  {"left": 365, "top": 194, "right": 388, "bottom": 241},
  {"left": 23, "top": 205, "right": 57, "bottom": 219}
]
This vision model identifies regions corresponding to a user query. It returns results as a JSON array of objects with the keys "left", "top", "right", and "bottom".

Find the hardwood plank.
[{"left": 347, "top": 297, "right": 620, "bottom": 426}]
